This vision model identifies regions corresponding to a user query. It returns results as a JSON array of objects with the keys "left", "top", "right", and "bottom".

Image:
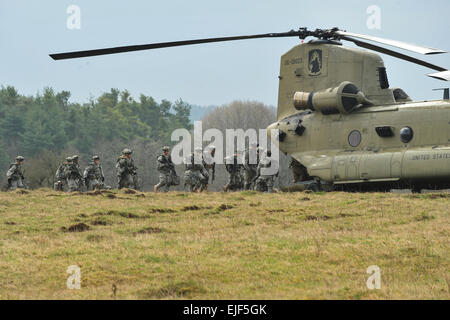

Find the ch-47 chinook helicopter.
[{"left": 50, "top": 27, "right": 450, "bottom": 192}]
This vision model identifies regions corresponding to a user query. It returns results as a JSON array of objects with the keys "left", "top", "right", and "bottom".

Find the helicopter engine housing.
[{"left": 293, "top": 81, "right": 371, "bottom": 114}]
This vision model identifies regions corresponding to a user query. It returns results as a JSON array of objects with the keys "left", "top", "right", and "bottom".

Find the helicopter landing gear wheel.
[
  {"left": 411, "top": 187, "right": 422, "bottom": 194},
  {"left": 306, "top": 181, "right": 321, "bottom": 192}
]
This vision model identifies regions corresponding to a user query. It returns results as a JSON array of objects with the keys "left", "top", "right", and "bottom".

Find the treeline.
[
  {"left": 0, "top": 87, "right": 292, "bottom": 190},
  {"left": 0, "top": 86, "right": 192, "bottom": 187}
]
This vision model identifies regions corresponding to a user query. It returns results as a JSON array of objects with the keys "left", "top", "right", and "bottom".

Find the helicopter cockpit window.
[
  {"left": 348, "top": 130, "right": 362, "bottom": 147},
  {"left": 400, "top": 127, "right": 414, "bottom": 143}
]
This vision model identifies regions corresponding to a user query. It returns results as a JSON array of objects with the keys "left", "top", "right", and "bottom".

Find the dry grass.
[{"left": 0, "top": 189, "right": 448, "bottom": 299}]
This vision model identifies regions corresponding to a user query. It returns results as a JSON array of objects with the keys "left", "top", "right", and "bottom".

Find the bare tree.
[{"left": 200, "top": 100, "right": 292, "bottom": 191}]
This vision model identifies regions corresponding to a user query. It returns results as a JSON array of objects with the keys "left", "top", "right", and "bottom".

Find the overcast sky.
[{"left": 0, "top": 0, "right": 449, "bottom": 106}]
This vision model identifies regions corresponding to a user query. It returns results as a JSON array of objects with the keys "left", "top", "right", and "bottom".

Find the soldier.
[
  {"left": 254, "top": 150, "right": 278, "bottom": 193},
  {"left": 6, "top": 156, "right": 26, "bottom": 190},
  {"left": 184, "top": 148, "right": 208, "bottom": 192},
  {"left": 223, "top": 152, "right": 244, "bottom": 192},
  {"left": 64, "top": 155, "right": 84, "bottom": 192},
  {"left": 83, "top": 155, "right": 105, "bottom": 191},
  {"left": 116, "top": 148, "right": 138, "bottom": 189},
  {"left": 154, "top": 146, "right": 179, "bottom": 192},
  {"left": 54, "top": 157, "right": 72, "bottom": 191},
  {"left": 289, "top": 157, "right": 309, "bottom": 183},
  {"left": 243, "top": 142, "right": 259, "bottom": 190},
  {"left": 202, "top": 145, "right": 216, "bottom": 190}
]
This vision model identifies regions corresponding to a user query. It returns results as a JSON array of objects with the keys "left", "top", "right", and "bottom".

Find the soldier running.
[
  {"left": 254, "top": 150, "right": 278, "bottom": 193},
  {"left": 6, "top": 156, "right": 26, "bottom": 190},
  {"left": 289, "top": 157, "right": 309, "bottom": 183},
  {"left": 154, "top": 146, "right": 179, "bottom": 192},
  {"left": 202, "top": 145, "right": 216, "bottom": 190},
  {"left": 243, "top": 142, "right": 259, "bottom": 190},
  {"left": 116, "top": 148, "right": 138, "bottom": 189},
  {"left": 54, "top": 157, "right": 72, "bottom": 191},
  {"left": 223, "top": 152, "right": 244, "bottom": 192},
  {"left": 64, "top": 155, "right": 84, "bottom": 192},
  {"left": 83, "top": 155, "right": 105, "bottom": 191},
  {"left": 184, "top": 148, "right": 208, "bottom": 192}
]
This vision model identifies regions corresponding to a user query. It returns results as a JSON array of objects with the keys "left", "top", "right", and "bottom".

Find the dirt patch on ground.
[
  {"left": 93, "top": 210, "right": 139, "bottom": 218},
  {"left": 305, "top": 215, "right": 330, "bottom": 221},
  {"left": 301, "top": 197, "right": 311, "bottom": 201},
  {"left": 181, "top": 205, "right": 201, "bottom": 211},
  {"left": 337, "top": 213, "right": 361, "bottom": 218},
  {"left": 217, "top": 204, "right": 233, "bottom": 211},
  {"left": 137, "top": 227, "right": 163, "bottom": 234},
  {"left": 149, "top": 208, "right": 176, "bottom": 213},
  {"left": 122, "top": 189, "right": 137, "bottom": 194},
  {"left": 4, "top": 221, "right": 16, "bottom": 225},
  {"left": 249, "top": 202, "right": 261, "bottom": 207},
  {"left": 267, "top": 209, "right": 285, "bottom": 213},
  {"left": 90, "top": 219, "right": 110, "bottom": 226},
  {"left": 62, "top": 223, "right": 91, "bottom": 232}
]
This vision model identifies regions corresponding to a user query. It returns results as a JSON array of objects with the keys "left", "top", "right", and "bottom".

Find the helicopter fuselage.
[
  {"left": 271, "top": 99, "right": 450, "bottom": 190},
  {"left": 270, "top": 41, "right": 450, "bottom": 190}
]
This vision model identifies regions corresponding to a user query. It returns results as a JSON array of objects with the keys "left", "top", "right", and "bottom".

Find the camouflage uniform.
[
  {"left": 184, "top": 150, "right": 208, "bottom": 192},
  {"left": 254, "top": 151, "right": 278, "bottom": 193},
  {"left": 223, "top": 154, "right": 244, "bottom": 191},
  {"left": 64, "top": 156, "right": 84, "bottom": 192},
  {"left": 202, "top": 146, "right": 216, "bottom": 189},
  {"left": 6, "top": 156, "right": 25, "bottom": 190},
  {"left": 83, "top": 156, "right": 105, "bottom": 191},
  {"left": 155, "top": 146, "right": 179, "bottom": 192},
  {"left": 116, "top": 149, "right": 138, "bottom": 189},
  {"left": 54, "top": 157, "right": 72, "bottom": 191},
  {"left": 243, "top": 144, "right": 259, "bottom": 190},
  {"left": 289, "top": 157, "right": 309, "bottom": 183}
]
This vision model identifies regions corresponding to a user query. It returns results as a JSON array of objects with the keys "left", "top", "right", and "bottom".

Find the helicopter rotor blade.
[
  {"left": 49, "top": 30, "right": 304, "bottom": 60},
  {"left": 427, "top": 70, "right": 450, "bottom": 81},
  {"left": 341, "top": 36, "right": 447, "bottom": 72},
  {"left": 336, "top": 31, "right": 446, "bottom": 55}
]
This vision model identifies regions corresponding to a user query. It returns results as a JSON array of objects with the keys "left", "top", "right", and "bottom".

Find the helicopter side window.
[
  {"left": 400, "top": 127, "right": 414, "bottom": 143},
  {"left": 348, "top": 130, "right": 362, "bottom": 147}
]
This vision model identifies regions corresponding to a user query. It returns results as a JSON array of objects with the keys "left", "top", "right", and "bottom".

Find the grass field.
[{"left": 0, "top": 188, "right": 448, "bottom": 299}]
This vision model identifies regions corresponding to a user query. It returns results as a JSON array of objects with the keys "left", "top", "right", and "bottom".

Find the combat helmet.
[
  {"left": 162, "top": 146, "right": 170, "bottom": 152},
  {"left": 122, "top": 148, "right": 132, "bottom": 155},
  {"left": 16, "top": 156, "right": 24, "bottom": 162},
  {"left": 65, "top": 156, "right": 73, "bottom": 162},
  {"left": 92, "top": 155, "right": 100, "bottom": 161}
]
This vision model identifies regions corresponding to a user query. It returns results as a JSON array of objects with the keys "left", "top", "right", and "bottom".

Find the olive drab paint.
[{"left": 270, "top": 41, "right": 450, "bottom": 189}]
